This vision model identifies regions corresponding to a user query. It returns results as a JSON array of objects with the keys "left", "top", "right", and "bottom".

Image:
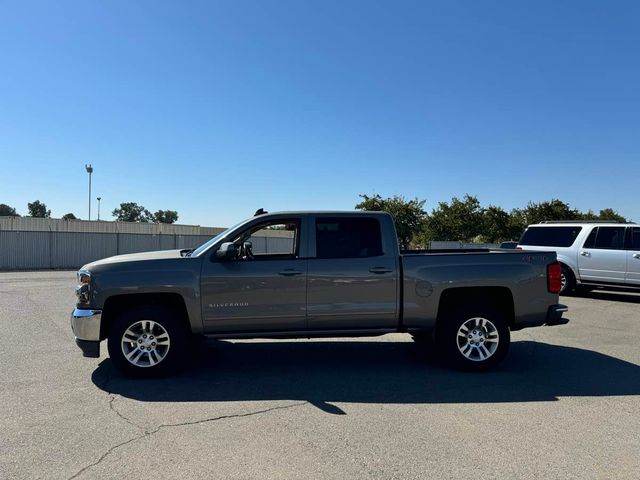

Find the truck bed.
[{"left": 400, "top": 249, "right": 557, "bottom": 330}]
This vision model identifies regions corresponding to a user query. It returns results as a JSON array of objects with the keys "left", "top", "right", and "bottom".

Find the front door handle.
[
  {"left": 633, "top": 253, "right": 640, "bottom": 259},
  {"left": 580, "top": 251, "right": 591, "bottom": 257},
  {"left": 278, "top": 269, "right": 304, "bottom": 276},
  {"left": 369, "top": 267, "right": 393, "bottom": 274}
]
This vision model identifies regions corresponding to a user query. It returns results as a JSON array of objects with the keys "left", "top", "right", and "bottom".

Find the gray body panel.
[
  {"left": 83, "top": 250, "right": 204, "bottom": 334},
  {"left": 75, "top": 211, "right": 560, "bottom": 342},
  {"left": 305, "top": 213, "right": 401, "bottom": 330},
  {"left": 200, "top": 258, "right": 308, "bottom": 332},
  {"left": 402, "top": 251, "right": 556, "bottom": 329}
]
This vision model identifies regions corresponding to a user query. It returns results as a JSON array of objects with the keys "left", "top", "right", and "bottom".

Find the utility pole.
[
  {"left": 85, "top": 164, "right": 93, "bottom": 220},
  {"left": 97, "top": 197, "right": 102, "bottom": 221}
]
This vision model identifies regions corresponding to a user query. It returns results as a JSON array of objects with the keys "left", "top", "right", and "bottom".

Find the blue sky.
[{"left": 1, "top": 0, "right": 638, "bottom": 226}]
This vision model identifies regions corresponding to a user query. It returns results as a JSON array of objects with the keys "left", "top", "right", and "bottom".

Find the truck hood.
[{"left": 83, "top": 249, "right": 185, "bottom": 270}]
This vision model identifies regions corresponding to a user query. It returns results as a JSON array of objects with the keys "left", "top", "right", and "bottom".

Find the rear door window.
[
  {"left": 632, "top": 228, "right": 640, "bottom": 250},
  {"left": 316, "top": 217, "right": 383, "bottom": 259},
  {"left": 593, "top": 227, "right": 626, "bottom": 250},
  {"left": 583, "top": 228, "right": 598, "bottom": 248},
  {"left": 519, "top": 226, "right": 582, "bottom": 247}
]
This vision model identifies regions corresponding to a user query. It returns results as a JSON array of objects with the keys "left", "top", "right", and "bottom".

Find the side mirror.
[{"left": 215, "top": 242, "right": 237, "bottom": 261}]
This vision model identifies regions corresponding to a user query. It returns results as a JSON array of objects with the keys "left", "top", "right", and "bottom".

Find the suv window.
[
  {"left": 583, "top": 228, "right": 598, "bottom": 248},
  {"left": 632, "top": 228, "right": 640, "bottom": 250},
  {"left": 519, "top": 226, "right": 582, "bottom": 247},
  {"left": 316, "top": 217, "right": 383, "bottom": 259},
  {"left": 593, "top": 227, "right": 626, "bottom": 250}
]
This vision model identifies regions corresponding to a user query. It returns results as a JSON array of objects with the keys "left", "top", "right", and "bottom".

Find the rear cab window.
[
  {"left": 315, "top": 217, "right": 383, "bottom": 259},
  {"left": 519, "top": 226, "right": 582, "bottom": 247}
]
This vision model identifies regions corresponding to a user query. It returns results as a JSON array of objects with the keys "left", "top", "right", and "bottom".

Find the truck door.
[
  {"left": 307, "top": 216, "right": 399, "bottom": 330},
  {"left": 200, "top": 217, "right": 308, "bottom": 333},
  {"left": 626, "top": 227, "right": 640, "bottom": 286},
  {"left": 578, "top": 226, "right": 627, "bottom": 284}
]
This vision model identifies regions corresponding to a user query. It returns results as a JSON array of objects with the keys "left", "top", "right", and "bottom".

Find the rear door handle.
[
  {"left": 278, "top": 269, "right": 304, "bottom": 276},
  {"left": 369, "top": 267, "right": 393, "bottom": 274},
  {"left": 580, "top": 251, "right": 591, "bottom": 257},
  {"left": 633, "top": 253, "right": 640, "bottom": 259}
]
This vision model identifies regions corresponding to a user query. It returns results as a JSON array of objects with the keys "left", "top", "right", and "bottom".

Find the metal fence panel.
[
  {"left": 159, "top": 235, "right": 177, "bottom": 251},
  {"left": 52, "top": 232, "right": 118, "bottom": 268},
  {"left": 461, "top": 243, "right": 500, "bottom": 249},
  {"left": 117, "top": 234, "right": 161, "bottom": 254},
  {"left": 0, "top": 231, "right": 51, "bottom": 269}
]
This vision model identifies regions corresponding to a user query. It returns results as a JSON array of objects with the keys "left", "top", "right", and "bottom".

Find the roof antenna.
[{"left": 254, "top": 208, "right": 267, "bottom": 216}]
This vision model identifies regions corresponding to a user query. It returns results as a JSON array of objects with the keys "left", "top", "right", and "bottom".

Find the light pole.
[
  {"left": 85, "top": 164, "right": 93, "bottom": 220},
  {"left": 97, "top": 197, "right": 102, "bottom": 221}
]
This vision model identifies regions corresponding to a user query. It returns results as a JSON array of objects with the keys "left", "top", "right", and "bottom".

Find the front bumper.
[{"left": 71, "top": 308, "right": 102, "bottom": 358}]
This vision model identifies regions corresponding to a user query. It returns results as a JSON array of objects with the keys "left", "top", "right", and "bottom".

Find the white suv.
[{"left": 517, "top": 222, "right": 640, "bottom": 294}]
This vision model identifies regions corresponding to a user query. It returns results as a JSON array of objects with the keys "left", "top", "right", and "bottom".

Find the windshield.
[{"left": 191, "top": 219, "right": 248, "bottom": 257}]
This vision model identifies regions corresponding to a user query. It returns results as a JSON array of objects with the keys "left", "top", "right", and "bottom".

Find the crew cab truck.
[{"left": 71, "top": 211, "right": 568, "bottom": 376}]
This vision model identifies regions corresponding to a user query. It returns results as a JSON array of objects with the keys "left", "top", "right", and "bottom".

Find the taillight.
[
  {"left": 515, "top": 246, "right": 522, "bottom": 250},
  {"left": 547, "top": 262, "right": 562, "bottom": 293}
]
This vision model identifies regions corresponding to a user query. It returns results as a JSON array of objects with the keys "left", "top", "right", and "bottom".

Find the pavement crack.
[
  {"left": 96, "top": 368, "right": 146, "bottom": 431},
  {"left": 67, "top": 401, "right": 308, "bottom": 479},
  {"left": 108, "top": 395, "right": 143, "bottom": 431},
  {"left": 147, "top": 401, "right": 308, "bottom": 434},
  {"left": 68, "top": 433, "right": 146, "bottom": 480}
]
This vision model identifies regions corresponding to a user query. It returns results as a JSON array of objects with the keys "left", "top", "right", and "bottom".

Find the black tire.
[
  {"left": 560, "top": 265, "right": 576, "bottom": 295},
  {"left": 575, "top": 284, "right": 594, "bottom": 294},
  {"left": 107, "top": 304, "right": 190, "bottom": 377},
  {"left": 411, "top": 331, "right": 435, "bottom": 347},
  {"left": 437, "top": 306, "right": 510, "bottom": 372}
]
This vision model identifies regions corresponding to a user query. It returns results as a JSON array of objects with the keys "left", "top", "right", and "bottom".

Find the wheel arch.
[
  {"left": 100, "top": 292, "right": 191, "bottom": 340},
  {"left": 436, "top": 286, "right": 515, "bottom": 329}
]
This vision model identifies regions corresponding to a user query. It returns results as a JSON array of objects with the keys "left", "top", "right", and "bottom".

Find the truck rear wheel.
[
  {"left": 438, "top": 307, "right": 510, "bottom": 371},
  {"left": 107, "top": 305, "right": 189, "bottom": 377}
]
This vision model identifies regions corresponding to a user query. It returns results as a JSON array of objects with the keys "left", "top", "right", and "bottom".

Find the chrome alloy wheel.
[
  {"left": 456, "top": 317, "right": 499, "bottom": 362},
  {"left": 121, "top": 320, "right": 171, "bottom": 368}
]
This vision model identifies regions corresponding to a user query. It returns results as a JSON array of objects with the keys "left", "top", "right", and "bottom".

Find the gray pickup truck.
[{"left": 71, "top": 210, "right": 568, "bottom": 376}]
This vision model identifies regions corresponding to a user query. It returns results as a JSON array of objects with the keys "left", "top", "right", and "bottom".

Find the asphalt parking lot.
[{"left": 1, "top": 271, "right": 639, "bottom": 479}]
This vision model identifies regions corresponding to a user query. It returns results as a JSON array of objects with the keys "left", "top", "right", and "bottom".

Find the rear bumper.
[
  {"left": 545, "top": 304, "right": 569, "bottom": 326},
  {"left": 511, "top": 304, "right": 569, "bottom": 331},
  {"left": 71, "top": 308, "right": 102, "bottom": 358}
]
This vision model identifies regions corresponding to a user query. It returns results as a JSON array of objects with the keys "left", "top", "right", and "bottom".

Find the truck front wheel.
[
  {"left": 107, "top": 305, "right": 189, "bottom": 377},
  {"left": 438, "top": 307, "right": 510, "bottom": 371}
]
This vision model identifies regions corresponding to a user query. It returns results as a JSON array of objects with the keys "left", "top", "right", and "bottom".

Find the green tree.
[
  {"left": 0, "top": 204, "right": 19, "bottom": 216},
  {"left": 62, "top": 213, "right": 77, "bottom": 220},
  {"left": 112, "top": 202, "right": 152, "bottom": 222},
  {"left": 153, "top": 210, "right": 179, "bottom": 224},
  {"left": 594, "top": 208, "right": 627, "bottom": 223},
  {"left": 27, "top": 200, "right": 51, "bottom": 218},
  {"left": 520, "top": 199, "right": 580, "bottom": 225},
  {"left": 507, "top": 208, "right": 527, "bottom": 240},
  {"left": 481, "top": 205, "right": 515, "bottom": 243},
  {"left": 355, "top": 194, "right": 427, "bottom": 249},
  {"left": 425, "top": 195, "right": 484, "bottom": 242}
]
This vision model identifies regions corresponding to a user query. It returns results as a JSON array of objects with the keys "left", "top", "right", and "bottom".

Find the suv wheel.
[
  {"left": 438, "top": 307, "right": 510, "bottom": 371},
  {"left": 108, "top": 305, "right": 189, "bottom": 377}
]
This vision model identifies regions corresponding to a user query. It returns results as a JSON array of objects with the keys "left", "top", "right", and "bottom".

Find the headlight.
[
  {"left": 76, "top": 270, "right": 91, "bottom": 303},
  {"left": 77, "top": 270, "right": 91, "bottom": 284}
]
